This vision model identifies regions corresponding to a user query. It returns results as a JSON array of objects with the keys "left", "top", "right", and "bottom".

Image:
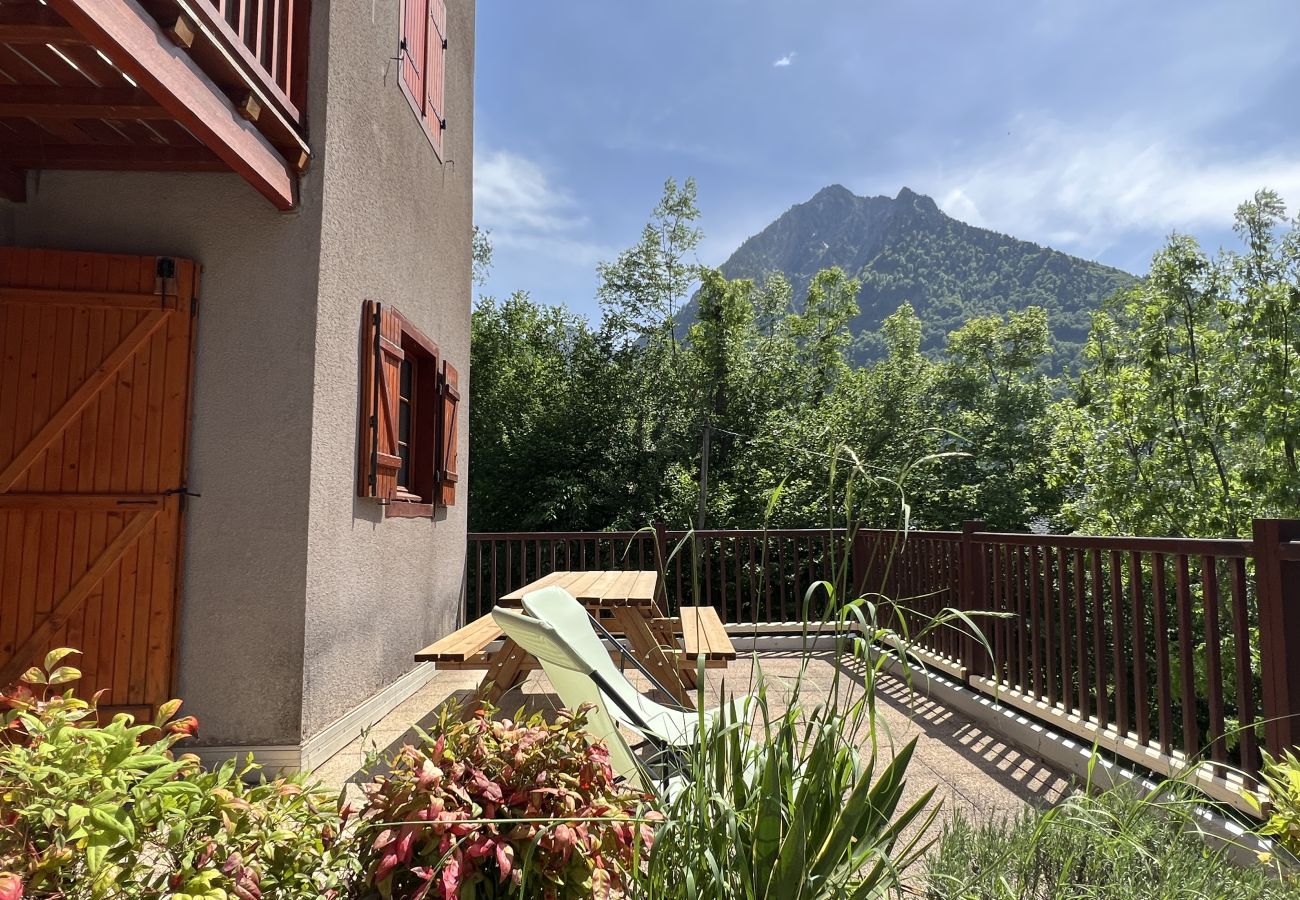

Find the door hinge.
[{"left": 163, "top": 485, "right": 201, "bottom": 510}]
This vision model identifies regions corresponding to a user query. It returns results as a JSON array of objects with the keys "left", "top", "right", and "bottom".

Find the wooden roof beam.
[
  {"left": 46, "top": 0, "right": 296, "bottom": 209},
  {"left": 0, "top": 85, "right": 169, "bottom": 120},
  {"left": 0, "top": 144, "right": 225, "bottom": 171},
  {"left": 0, "top": 5, "right": 86, "bottom": 44}
]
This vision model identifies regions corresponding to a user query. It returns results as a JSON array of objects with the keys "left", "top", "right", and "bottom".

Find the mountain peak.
[
  {"left": 704, "top": 184, "right": 1138, "bottom": 373},
  {"left": 894, "top": 186, "right": 940, "bottom": 215},
  {"left": 811, "top": 183, "right": 855, "bottom": 201}
]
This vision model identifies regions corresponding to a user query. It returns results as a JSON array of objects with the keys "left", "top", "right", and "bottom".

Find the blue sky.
[{"left": 473, "top": 0, "right": 1300, "bottom": 320}]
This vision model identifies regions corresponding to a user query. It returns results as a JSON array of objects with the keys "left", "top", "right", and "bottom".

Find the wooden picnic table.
[{"left": 416, "top": 570, "right": 737, "bottom": 710}]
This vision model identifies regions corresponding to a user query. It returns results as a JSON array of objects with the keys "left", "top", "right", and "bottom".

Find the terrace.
[{"left": 315, "top": 521, "right": 1300, "bottom": 830}]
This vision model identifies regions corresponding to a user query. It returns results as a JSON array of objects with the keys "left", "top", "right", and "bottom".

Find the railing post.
[
  {"left": 960, "top": 520, "right": 990, "bottom": 680},
  {"left": 652, "top": 520, "right": 668, "bottom": 572},
  {"left": 851, "top": 523, "right": 869, "bottom": 601},
  {"left": 1254, "top": 518, "right": 1300, "bottom": 754}
]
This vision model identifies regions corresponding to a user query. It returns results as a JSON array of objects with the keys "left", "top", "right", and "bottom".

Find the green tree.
[{"left": 1051, "top": 190, "right": 1300, "bottom": 536}]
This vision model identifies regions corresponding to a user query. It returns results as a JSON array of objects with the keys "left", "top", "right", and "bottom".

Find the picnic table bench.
[{"left": 415, "top": 570, "right": 737, "bottom": 710}]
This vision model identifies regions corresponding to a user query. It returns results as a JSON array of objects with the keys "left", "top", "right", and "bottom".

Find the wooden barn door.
[{"left": 0, "top": 248, "right": 198, "bottom": 718}]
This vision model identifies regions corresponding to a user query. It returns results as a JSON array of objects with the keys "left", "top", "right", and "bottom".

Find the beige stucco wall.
[
  {"left": 1, "top": 0, "right": 473, "bottom": 748},
  {"left": 299, "top": 0, "right": 474, "bottom": 738}
]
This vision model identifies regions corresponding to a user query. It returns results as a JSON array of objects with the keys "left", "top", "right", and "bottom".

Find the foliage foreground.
[
  {"left": 357, "top": 703, "right": 656, "bottom": 900},
  {"left": 642, "top": 662, "right": 937, "bottom": 899},
  {"left": 0, "top": 650, "right": 356, "bottom": 899},
  {"left": 923, "top": 785, "right": 1297, "bottom": 899}
]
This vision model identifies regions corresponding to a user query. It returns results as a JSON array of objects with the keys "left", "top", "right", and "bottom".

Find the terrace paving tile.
[{"left": 315, "top": 650, "right": 1076, "bottom": 824}]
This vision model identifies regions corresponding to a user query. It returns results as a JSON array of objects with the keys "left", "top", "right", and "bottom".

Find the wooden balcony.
[{"left": 0, "top": 0, "right": 311, "bottom": 209}]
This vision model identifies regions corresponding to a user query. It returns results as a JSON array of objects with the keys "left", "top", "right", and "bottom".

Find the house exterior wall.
[
  {"left": 299, "top": 0, "right": 474, "bottom": 738},
  {"left": 1, "top": 0, "right": 473, "bottom": 751}
]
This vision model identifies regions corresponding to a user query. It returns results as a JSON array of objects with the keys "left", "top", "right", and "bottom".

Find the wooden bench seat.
[
  {"left": 415, "top": 608, "right": 736, "bottom": 671},
  {"left": 678, "top": 606, "right": 737, "bottom": 661},
  {"left": 414, "top": 613, "right": 502, "bottom": 663}
]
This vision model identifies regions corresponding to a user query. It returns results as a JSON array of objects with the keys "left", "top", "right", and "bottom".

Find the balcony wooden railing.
[
  {"left": 184, "top": 0, "right": 309, "bottom": 123},
  {"left": 467, "top": 520, "right": 1300, "bottom": 813}
]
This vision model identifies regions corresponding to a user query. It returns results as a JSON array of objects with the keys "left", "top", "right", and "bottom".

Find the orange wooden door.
[{"left": 0, "top": 248, "right": 198, "bottom": 718}]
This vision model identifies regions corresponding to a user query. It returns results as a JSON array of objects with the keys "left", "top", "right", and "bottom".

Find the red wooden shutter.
[
  {"left": 359, "top": 301, "right": 405, "bottom": 500},
  {"left": 438, "top": 360, "right": 460, "bottom": 506},
  {"left": 426, "top": 0, "right": 447, "bottom": 157},
  {"left": 400, "top": 0, "right": 427, "bottom": 103}
]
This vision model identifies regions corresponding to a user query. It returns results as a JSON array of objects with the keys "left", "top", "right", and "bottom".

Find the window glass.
[{"left": 397, "top": 357, "right": 413, "bottom": 488}]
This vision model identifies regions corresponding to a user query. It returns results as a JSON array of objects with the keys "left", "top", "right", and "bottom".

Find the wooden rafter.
[
  {"left": 46, "top": 0, "right": 296, "bottom": 209},
  {"left": 0, "top": 144, "right": 225, "bottom": 170},
  {"left": 0, "top": 4, "right": 85, "bottom": 44},
  {"left": 0, "top": 85, "right": 167, "bottom": 120}
]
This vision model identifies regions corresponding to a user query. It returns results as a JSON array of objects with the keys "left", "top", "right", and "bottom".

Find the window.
[
  {"left": 358, "top": 301, "right": 460, "bottom": 515},
  {"left": 399, "top": 0, "right": 448, "bottom": 158},
  {"left": 395, "top": 356, "right": 414, "bottom": 495}
]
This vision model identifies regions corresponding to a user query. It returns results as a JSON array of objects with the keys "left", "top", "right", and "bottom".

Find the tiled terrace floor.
[{"left": 315, "top": 650, "right": 1074, "bottom": 825}]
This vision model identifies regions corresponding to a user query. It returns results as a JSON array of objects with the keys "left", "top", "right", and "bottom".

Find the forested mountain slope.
[{"left": 697, "top": 184, "right": 1136, "bottom": 370}]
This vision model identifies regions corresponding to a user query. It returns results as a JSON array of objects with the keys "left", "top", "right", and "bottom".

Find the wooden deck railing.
[
  {"left": 186, "top": 0, "right": 310, "bottom": 123},
  {"left": 466, "top": 520, "right": 1300, "bottom": 810},
  {"left": 466, "top": 527, "right": 849, "bottom": 623}
]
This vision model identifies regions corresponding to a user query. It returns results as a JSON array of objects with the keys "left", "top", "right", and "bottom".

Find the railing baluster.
[
  {"left": 1130, "top": 551, "right": 1151, "bottom": 746},
  {"left": 1029, "top": 545, "right": 1042, "bottom": 699},
  {"left": 1044, "top": 546, "right": 1057, "bottom": 706},
  {"left": 1015, "top": 546, "right": 1028, "bottom": 692},
  {"left": 1202, "top": 555, "right": 1226, "bottom": 770},
  {"left": 777, "top": 536, "right": 788, "bottom": 620},
  {"left": 490, "top": 540, "right": 498, "bottom": 607},
  {"left": 1090, "top": 548, "right": 1107, "bottom": 729},
  {"left": 1174, "top": 554, "right": 1199, "bottom": 757},
  {"left": 1057, "top": 548, "right": 1072, "bottom": 711},
  {"left": 673, "top": 534, "right": 684, "bottom": 606},
  {"left": 991, "top": 544, "right": 1005, "bottom": 683},
  {"left": 704, "top": 536, "right": 714, "bottom": 616},
  {"left": 1152, "top": 553, "right": 1173, "bottom": 753},
  {"left": 1109, "top": 550, "right": 1129, "bottom": 736},
  {"left": 1073, "top": 549, "right": 1089, "bottom": 719},
  {"left": 474, "top": 539, "right": 482, "bottom": 619},
  {"left": 1229, "top": 556, "right": 1259, "bottom": 775},
  {"left": 762, "top": 536, "right": 772, "bottom": 623}
]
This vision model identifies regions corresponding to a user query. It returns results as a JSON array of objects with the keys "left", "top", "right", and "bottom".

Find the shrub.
[
  {"left": 641, "top": 672, "right": 937, "bottom": 900},
  {"left": 356, "top": 702, "right": 656, "bottom": 900},
  {"left": 0, "top": 649, "right": 357, "bottom": 899},
  {"left": 923, "top": 785, "right": 1296, "bottom": 898},
  {"left": 1247, "top": 748, "right": 1300, "bottom": 861}
]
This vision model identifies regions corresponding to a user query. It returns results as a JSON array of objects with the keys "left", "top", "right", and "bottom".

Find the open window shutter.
[
  {"left": 358, "top": 301, "right": 405, "bottom": 500},
  {"left": 438, "top": 360, "right": 460, "bottom": 506},
  {"left": 425, "top": 0, "right": 447, "bottom": 156},
  {"left": 400, "top": 0, "right": 427, "bottom": 104}
]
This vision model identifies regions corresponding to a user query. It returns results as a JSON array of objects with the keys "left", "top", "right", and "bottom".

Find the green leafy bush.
[
  {"left": 1247, "top": 748, "right": 1300, "bottom": 861},
  {"left": 356, "top": 702, "right": 656, "bottom": 899},
  {"left": 924, "top": 785, "right": 1295, "bottom": 898},
  {"left": 0, "top": 649, "right": 357, "bottom": 899},
  {"left": 641, "top": 671, "right": 937, "bottom": 900}
]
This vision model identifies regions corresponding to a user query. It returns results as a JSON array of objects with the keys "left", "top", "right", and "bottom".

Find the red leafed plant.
[{"left": 358, "top": 702, "right": 659, "bottom": 900}]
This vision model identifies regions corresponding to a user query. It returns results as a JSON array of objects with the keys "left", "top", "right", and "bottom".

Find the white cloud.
[
  {"left": 915, "top": 115, "right": 1300, "bottom": 257},
  {"left": 473, "top": 149, "right": 610, "bottom": 265},
  {"left": 773, "top": 52, "right": 796, "bottom": 68},
  {"left": 474, "top": 149, "right": 585, "bottom": 234}
]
